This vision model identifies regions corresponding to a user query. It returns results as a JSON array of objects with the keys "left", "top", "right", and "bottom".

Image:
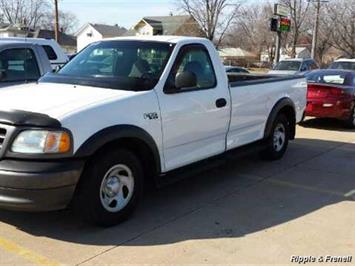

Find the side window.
[
  {"left": 42, "top": 45, "right": 58, "bottom": 60},
  {"left": 166, "top": 45, "right": 217, "bottom": 91},
  {"left": 24, "top": 49, "right": 41, "bottom": 80},
  {"left": 300, "top": 62, "right": 308, "bottom": 71},
  {"left": 0, "top": 48, "right": 40, "bottom": 82}
]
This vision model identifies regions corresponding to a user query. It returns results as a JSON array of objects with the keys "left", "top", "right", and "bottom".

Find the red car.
[{"left": 305, "top": 69, "right": 355, "bottom": 128}]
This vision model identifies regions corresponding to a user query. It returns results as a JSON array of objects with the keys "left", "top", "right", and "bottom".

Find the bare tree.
[
  {"left": 0, "top": 0, "right": 49, "bottom": 29},
  {"left": 41, "top": 11, "right": 78, "bottom": 34},
  {"left": 226, "top": 2, "right": 274, "bottom": 59},
  {"left": 280, "top": 0, "right": 311, "bottom": 58},
  {"left": 323, "top": 0, "right": 355, "bottom": 58},
  {"left": 176, "top": 0, "right": 242, "bottom": 47},
  {"left": 0, "top": 0, "right": 78, "bottom": 34}
]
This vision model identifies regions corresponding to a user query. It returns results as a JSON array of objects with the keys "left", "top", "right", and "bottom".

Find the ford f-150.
[{"left": 0, "top": 36, "right": 307, "bottom": 226}]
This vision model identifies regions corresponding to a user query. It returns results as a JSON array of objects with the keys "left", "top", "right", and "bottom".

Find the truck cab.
[
  {"left": 0, "top": 37, "right": 69, "bottom": 69},
  {"left": 0, "top": 41, "right": 52, "bottom": 88}
]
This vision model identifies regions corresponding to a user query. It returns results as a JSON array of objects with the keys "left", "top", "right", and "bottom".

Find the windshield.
[
  {"left": 306, "top": 71, "right": 353, "bottom": 86},
  {"left": 40, "top": 40, "right": 175, "bottom": 91},
  {"left": 329, "top": 61, "right": 355, "bottom": 71},
  {"left": 274, "top": 61, "right": 301, "bottom": 71}
]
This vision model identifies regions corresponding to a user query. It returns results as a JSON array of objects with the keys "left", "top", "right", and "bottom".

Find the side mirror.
[
  {"left": 175, "top": 71, "right": 197, "bottom": 89},
  {"left": 53, "top": 65, "right": 62, "bottom": 73}
]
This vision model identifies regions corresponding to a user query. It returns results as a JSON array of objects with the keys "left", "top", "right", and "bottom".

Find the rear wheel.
[
  {"left": 260, "top": 114, "right": 290, "bottom": 160},
  {"left": 75, "top": 149, "right": 143, "bottom": 226}
]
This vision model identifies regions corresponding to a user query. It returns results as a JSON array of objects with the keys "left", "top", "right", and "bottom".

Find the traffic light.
[
  {"left": 270, "top": 17, "right": 291, "bottom": 32},
  {"left": 270, "top": 18, "right": 279, "bottom": 32},
  {"left": 280, "top": 17, "right": 291, "bottom": 32}
]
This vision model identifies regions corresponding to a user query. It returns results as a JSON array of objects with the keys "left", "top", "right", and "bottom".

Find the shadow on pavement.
[
  {"left": 300, "top": 117, "right": 354, "bottom": 132},
  {"left": 0, "top": 138, "right": 354, "bottom": 247}
]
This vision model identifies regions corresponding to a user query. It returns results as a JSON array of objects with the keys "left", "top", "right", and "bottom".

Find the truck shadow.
[{"left": 0, "top": 138, "right": 354, "bottom": 247}]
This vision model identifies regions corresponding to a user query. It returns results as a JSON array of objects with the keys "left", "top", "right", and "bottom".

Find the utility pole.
[
  {"left": 275, "top": 31, "right": 281, "bottom": 63},
  {"left": 311, "top": 0, "right": 320, "bottom": 59},
  {"left": 54, "top": 0, "right": 59, "bottom": 43}
]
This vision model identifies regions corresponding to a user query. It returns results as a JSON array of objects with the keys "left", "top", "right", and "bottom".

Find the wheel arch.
[
  {"left": 75, "top": 125, "right": 162, "bottom": 177},
  {"left": 264, "top": 97, "right": 296, "bottom": 140}
]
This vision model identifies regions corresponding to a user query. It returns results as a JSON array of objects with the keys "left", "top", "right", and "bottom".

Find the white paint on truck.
[{"left": 0, "top": 36, "right": 307, "bottom": 172}]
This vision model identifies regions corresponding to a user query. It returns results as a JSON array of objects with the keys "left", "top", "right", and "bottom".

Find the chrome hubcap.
[
  {"left": 273, "top": 123, "right": 286, "bottom": 152},
  {"left": 100, "top": 164, "right": 135, "bottom": 212}
]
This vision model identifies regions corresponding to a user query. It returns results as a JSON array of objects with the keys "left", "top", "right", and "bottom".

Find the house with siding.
[
  {"left": 75, "top": 23, "right": 127, "bottom": 51},
  {"left": 126, "top": 15, "right": 203, "bottom": 37}
]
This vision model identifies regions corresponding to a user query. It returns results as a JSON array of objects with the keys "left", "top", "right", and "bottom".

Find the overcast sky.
[{"left": 61, "top": 0, "right": 175, "bottom": 31}]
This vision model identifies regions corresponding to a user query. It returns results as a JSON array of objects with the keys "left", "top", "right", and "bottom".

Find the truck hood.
[{"left": 0, "top": 83, "right": 136, "bottom": 120}]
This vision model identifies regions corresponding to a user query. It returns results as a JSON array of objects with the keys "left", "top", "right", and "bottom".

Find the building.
[
  {"left": 126, "top": 15, "right": 203, "bottom": 37},
  {"left": 0, "top": 24, "right": 76, "bottom": 54},
  {"left": 0, "top": 23, "right": 31, "bottom": 38},
  {"left": 75, "top": 23, "right": 127, "bottom": 51},
  {"left": 219, "top": 47, "right": 257, "bottom": 67},
  {"left": 33, "top": 29, "right": 76, "bottom": 54}
]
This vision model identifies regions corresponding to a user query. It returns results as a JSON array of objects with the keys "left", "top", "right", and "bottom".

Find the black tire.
[
  {"left": 345, "top": 107, "right": 355, "bottom": 129},
  {"left": 260, "top": 114, "right": 290, "bottom": 160},
  {"left": 74, "top": 149, "right": 143, "bottom": 227}
]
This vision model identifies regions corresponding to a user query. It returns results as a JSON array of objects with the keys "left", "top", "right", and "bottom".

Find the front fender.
[{"left": 74, "top": 124, "right": 161, "bottom": 173}]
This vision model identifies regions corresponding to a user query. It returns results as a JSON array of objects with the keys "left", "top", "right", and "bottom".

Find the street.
[{"left": 0, "top": 118, "right": 354, "bottom": 265}]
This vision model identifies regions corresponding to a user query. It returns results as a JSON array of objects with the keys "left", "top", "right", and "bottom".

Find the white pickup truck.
[{"left": 0, "top": 36, "right": 306, "bottom": 226}]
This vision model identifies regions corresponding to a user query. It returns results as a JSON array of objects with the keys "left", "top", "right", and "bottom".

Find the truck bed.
[{"left": 228, "top": 73, "right": 303, "bottom": 87}]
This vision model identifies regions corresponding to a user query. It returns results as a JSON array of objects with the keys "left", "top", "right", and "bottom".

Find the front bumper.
[{"left": 0, "top": 159, "right": 84, "bottom": 211}]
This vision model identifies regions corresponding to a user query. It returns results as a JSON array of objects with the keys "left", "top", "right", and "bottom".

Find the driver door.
[{"left": 156, "top": 44, "right": 230, "bottom": 171}]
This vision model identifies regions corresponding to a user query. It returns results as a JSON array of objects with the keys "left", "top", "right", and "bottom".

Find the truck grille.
[{"left": 0, "top": 127, "right": 6, "bottom": 151}]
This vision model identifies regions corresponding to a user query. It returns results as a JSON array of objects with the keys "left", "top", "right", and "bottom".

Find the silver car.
[{"left": 269, "top": 58, "right": 319, "bottom": 75}]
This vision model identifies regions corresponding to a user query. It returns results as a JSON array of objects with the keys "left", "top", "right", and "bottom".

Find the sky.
[
  {"left": 60, "top": 0, "right": 269, "bottom": 32},
  {"left": 60, "top": 0, "right": 175, "bottom": 31}
]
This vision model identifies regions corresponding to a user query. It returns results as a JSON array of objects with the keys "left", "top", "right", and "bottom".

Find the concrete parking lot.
[{"left": 0, "top": 118, "right": 354, "bottom": 265}]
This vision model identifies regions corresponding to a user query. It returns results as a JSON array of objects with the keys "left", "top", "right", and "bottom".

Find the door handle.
[{"left": 216, "top": 98, "right": 227, "bottom": 108}]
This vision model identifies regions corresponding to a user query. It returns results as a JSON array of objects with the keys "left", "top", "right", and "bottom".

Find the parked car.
[
  {"left": 0, "top": 41, "right": 52, "bottom": 88},
  {"left": 328, "top": 58, "right": 355, "bottom": 71},
  {"left": 0, "top": 36, "right": 306, "bottom": 226},
  {"left": 225, "top": 66, "right": 250, "bottom": 73},
  {"left": 305, "top": 69, "right": 355, "bottom": 128},
  {"left": 269, "top": 58, "right": 319, "bottom": 75},
  {"left": 0, "top": 37, "right": 69, "bottom": 69}
]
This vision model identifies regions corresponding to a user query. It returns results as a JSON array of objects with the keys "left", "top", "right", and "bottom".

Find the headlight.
[{"left": 11, "top": 130, "right": 71, "bottom": 154}]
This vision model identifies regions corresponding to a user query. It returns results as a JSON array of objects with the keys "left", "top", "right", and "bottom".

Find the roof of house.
[
  {"left": 0, "top": 23, "right": 10, "bottom": 29},
  {"left": 0, "top": 23, "right": 32, "bottom": 33},
  {"left": 131, "top": 15, "right": 194, "bottom": 35},
  {"left": 92, "top": 23, "right": 127, "bottom": 37},
  {"left": 33, "top": 29, "right": 76, "bottom": 47},
  {"left": 219, "top": 47, "right": 257, "bottom": 58},
  {"left": 76, "top": 23, "right": 127, "bottom": 38}
]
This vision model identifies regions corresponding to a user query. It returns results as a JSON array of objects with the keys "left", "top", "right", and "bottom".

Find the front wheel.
[
  {"left": 75, "top": 149, "right": 143, "bottom": 227},
  {"left": 260, "top": 114, "right": 290, "bottom": 160}
]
